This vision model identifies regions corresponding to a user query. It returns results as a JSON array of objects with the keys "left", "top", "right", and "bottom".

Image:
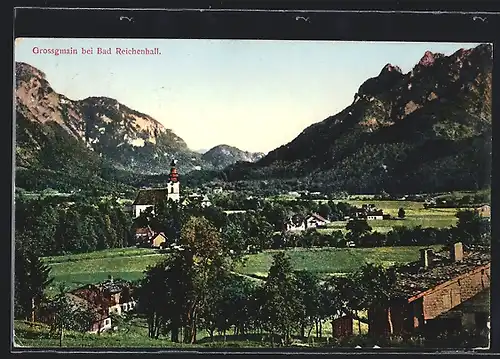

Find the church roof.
[{"left": 133, "top": 188, "right": 169, "bottom": 205}]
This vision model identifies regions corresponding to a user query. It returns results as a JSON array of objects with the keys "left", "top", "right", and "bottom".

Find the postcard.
[{"left": 13, "top": 35, "right": 492, "bottom": 351}]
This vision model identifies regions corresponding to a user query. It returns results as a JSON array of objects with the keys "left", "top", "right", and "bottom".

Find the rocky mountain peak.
[
  {"left": 418, "top": 50, "right": 437, "bottom": 66},
  {"left": 226, "top": 43, "right": 492, "bottom": 194},
  {"left": 381, "top": 63, "right": 402, "bottom": 74},
  {"left": 16, "top": 62, "right": 47, "bottom": 82}
]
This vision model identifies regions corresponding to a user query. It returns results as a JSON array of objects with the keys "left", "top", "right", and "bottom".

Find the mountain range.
[
  {"left": 223, "top": 44, "right": 492, "bottom": 194},
  {"left": 14, "top": 43, "right": 492, "bottom": 195},
  {"left": 202, "top": 145, "right": 265, "bottom": 170},
  {"left": 14, "top": 63, "right": 262, "bottom": 192}
]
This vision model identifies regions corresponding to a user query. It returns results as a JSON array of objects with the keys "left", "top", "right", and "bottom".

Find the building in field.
[
  {"left": 182, "top": 193, "right": 212, "bottom": 208},
  {"left": 305, "top": 213, "right": 330, "bottom": 228},
  {"left": 368, "top": 242, "right": 490, "bottom": 343},
  {"left": 475, "top": 204, "right": 491, "bottom": 218},
  {"left": 132, "top": 159, "right": 180, "bottom": 218},
  {"left": 134, "top": 226, "right": 168, "bottom": 248},
  {"left": 38, "top": 292, "right": 111, "bottom": 334},
  {"left": 70, "top": 278, "right": 138, "bottom": 321},
  {"left": 38, "top": 277, "right": 138, "bottom": 334},
  {"left": 285, "top": 213, "right": 330, "bottom": 232}
]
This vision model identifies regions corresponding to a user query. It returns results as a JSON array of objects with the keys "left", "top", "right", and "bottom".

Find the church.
[{"left": 132, "top": 159, "right": 180, "bottom": 218}]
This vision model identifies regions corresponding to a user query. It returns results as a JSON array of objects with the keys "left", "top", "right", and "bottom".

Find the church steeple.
[
  {"left": 169, "top": 159, "right": 179, "bottom": 183},
  {"left": 166, "top": 159, "right": 180, "bottom": 202}
]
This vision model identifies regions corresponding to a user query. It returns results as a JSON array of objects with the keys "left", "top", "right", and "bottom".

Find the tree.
[
  {"left": 54, "top": 209, "right": 84, "bottom": 253},
  {"left": 137, "top": 253, "right": 191, "bottom": 340},
  {"left": 49, "top": 284, "right": 96, "bottom": 346},
  {"left": 355, "top": 263, "right": 398, "bottom": 336},
  {"left": 198, "top": 272, "right": 229, "bottom": 342},
  {"left": 346, "top": 219, "right": 372, "bottom": 242},
  {"left": 20, "top": 202, "right": 59, "bottom": 256},
  {"left": 14, "top": 249, "right": 53, "bottom": 322},
  {"left": 50, "top": 284, "right": 74, "bottom": 347},
  {"left": 260, "top": 252, "right": 301, "bottom": 346},
  {"left": 318, "top": 203, "right": 332, "bottom": 221},
  {"left": 320, "top": 278, "right": 345, "bottom": 339},
  {"left": 398, "top": 207, "right": 406, "bottom": 219},
  {"left": 455, "top": 209, "right": 491, "bottom": 245},
  {"left": 221, "top": 222, "right": 246, "bottom": 262},
  {"left": 294, "top": 270, "right": 321, "bottom": 339},
  {"left": 179, "top": 216, "right": 227, "bottom": 343}
]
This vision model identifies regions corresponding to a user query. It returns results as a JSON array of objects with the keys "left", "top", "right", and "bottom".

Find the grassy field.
[
  {"left": 318, "top": 200, "right": 459, "bottom": 234},
  {"left": 269, "top": 198, "right": 460, "bottom": 232},
  {"left": 43, "top": 244, "right": 444, "bottom": 296},
  {"left": 13, "top": 317, "right": 367, "bottom": 349},
  {"left": 234, "top": 246, "right": 444, "bottom": 278},
  {"left": 44, "top": 248, "right": 162, "bottom": 296}
]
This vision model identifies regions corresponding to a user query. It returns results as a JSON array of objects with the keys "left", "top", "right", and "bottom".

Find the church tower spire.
[
  {"left": 169, "top": 159, "right": 179, "bottom": 183},
  {"left": 167, "top": 159, "right": 180, "bottom": 202}
]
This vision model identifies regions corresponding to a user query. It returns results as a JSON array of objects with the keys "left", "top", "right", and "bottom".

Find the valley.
[{"left": 13, "top": 42, "right": 492, "bottom": 349}]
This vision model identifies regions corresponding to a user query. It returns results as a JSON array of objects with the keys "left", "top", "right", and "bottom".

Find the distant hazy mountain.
[
  {"left": 201, "top": 144, "right": 265, "bottom": 170},
  {"left": 224, "top": 44, "right": 492, "bottom": 194}
]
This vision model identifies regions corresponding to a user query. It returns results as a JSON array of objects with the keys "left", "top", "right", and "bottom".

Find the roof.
[
  {"left": 308, "top": 213, "right": 329, "bottom": 223},
  {"left": 476, "top": 204, "right": 491, "bottom": 209},
  {"left": 65, "top": 292, "right": 108, "bottom": 317},
  {"left": 99, "top": 279, "right": 132, "bottom": 294},
  {"left": 136, "top": 226, "right": 153, "bottom": 235},
  {"left": 152, "top": 232, "right": 167, "bottom": 240},
  {"left": 133, "top": 188, "right": 168, "bottom": 205},
  {"left": 395, "top": 247, "right": 491, "bottom": 299}
]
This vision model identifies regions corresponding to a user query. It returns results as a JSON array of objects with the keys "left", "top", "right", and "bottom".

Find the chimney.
[
  {"left": 420, "top": 248, "right": 433, "bottom": 268},
  {"left": 450, "top": 242, "right": 464, "bottom": 262}
]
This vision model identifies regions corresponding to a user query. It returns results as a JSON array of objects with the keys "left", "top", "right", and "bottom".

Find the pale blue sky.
[{"left": 14, "top": 38, "right": 484, "bottom": 153}]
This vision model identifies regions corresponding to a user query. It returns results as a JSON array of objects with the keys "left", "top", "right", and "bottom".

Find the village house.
[
  {"left": 475, "top": 204, "right": 491, "bottom": 218},
  {"left": 331, "top": 311, "right": 355, "bottom": 338},
  {"left": 223, "top": 210, "right": 247, "bottom": 215},
  {"left": 182, "top": 193, "right": 212, "bottom": 208},
  {"left": 368, "top": 242, "right": 490, "bottom": 341},
  {"left": 38, "top": 277, "right": 137, "bottom": 334},
  {"left": 133, "top": 225, "right": 168, "bottom": 248},
  {"left": 71, "top": 277, "right": 138, "bottom": 319},
  {"left": 132, "top": 159, "right": 180, "bottom": 218},
  {"left": 347, "top": 204, "right": 387, "bottom": 221},
  {"left": 135, "top": 226, "right": 154, "bottom": 243},
  {"left": 38, "top": 292, "right": 111, "bottom": 334},
  {"left": 285, "top": 216, "right": 306, "bottom": 232},
  {"left": 68, "top": 293, "right": 112, "bottom": 334},
  {"left": 149, "top": 232, "right": 167, "bottom": 248},
  {"left": 285, "top": 213, "right": 330, "bottom": 232},
  {"left": 212, "top": 187, "right": 224, "bottom": 194}
]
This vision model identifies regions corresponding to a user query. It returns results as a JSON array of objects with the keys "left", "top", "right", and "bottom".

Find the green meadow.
[
  {"left": 43, "top": 248, "right": 161, "bottom": 296},
  {"left": 234, "top": 245, "right": 444, "bottom": 278},
  {"left": 42, "top": 243, "right": 445, "bottom": 296}
]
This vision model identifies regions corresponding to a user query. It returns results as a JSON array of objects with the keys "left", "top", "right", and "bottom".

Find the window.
[
  {"left": 105, "top": 319, "right": 110, "bottom": 325},
  {"left": 170, "top": 186, "right": 174, "bottom": 194}
]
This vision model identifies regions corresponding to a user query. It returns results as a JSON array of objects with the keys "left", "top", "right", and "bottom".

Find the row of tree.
[
  {"left": 136, "top": 199, "right": 490, "bottom": 255},
  {"left": 209, "top": 194, "right": 358, "bottom": 223},
  {"left": 15, "top": 194, "right": 134, "bottom": 257}
]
